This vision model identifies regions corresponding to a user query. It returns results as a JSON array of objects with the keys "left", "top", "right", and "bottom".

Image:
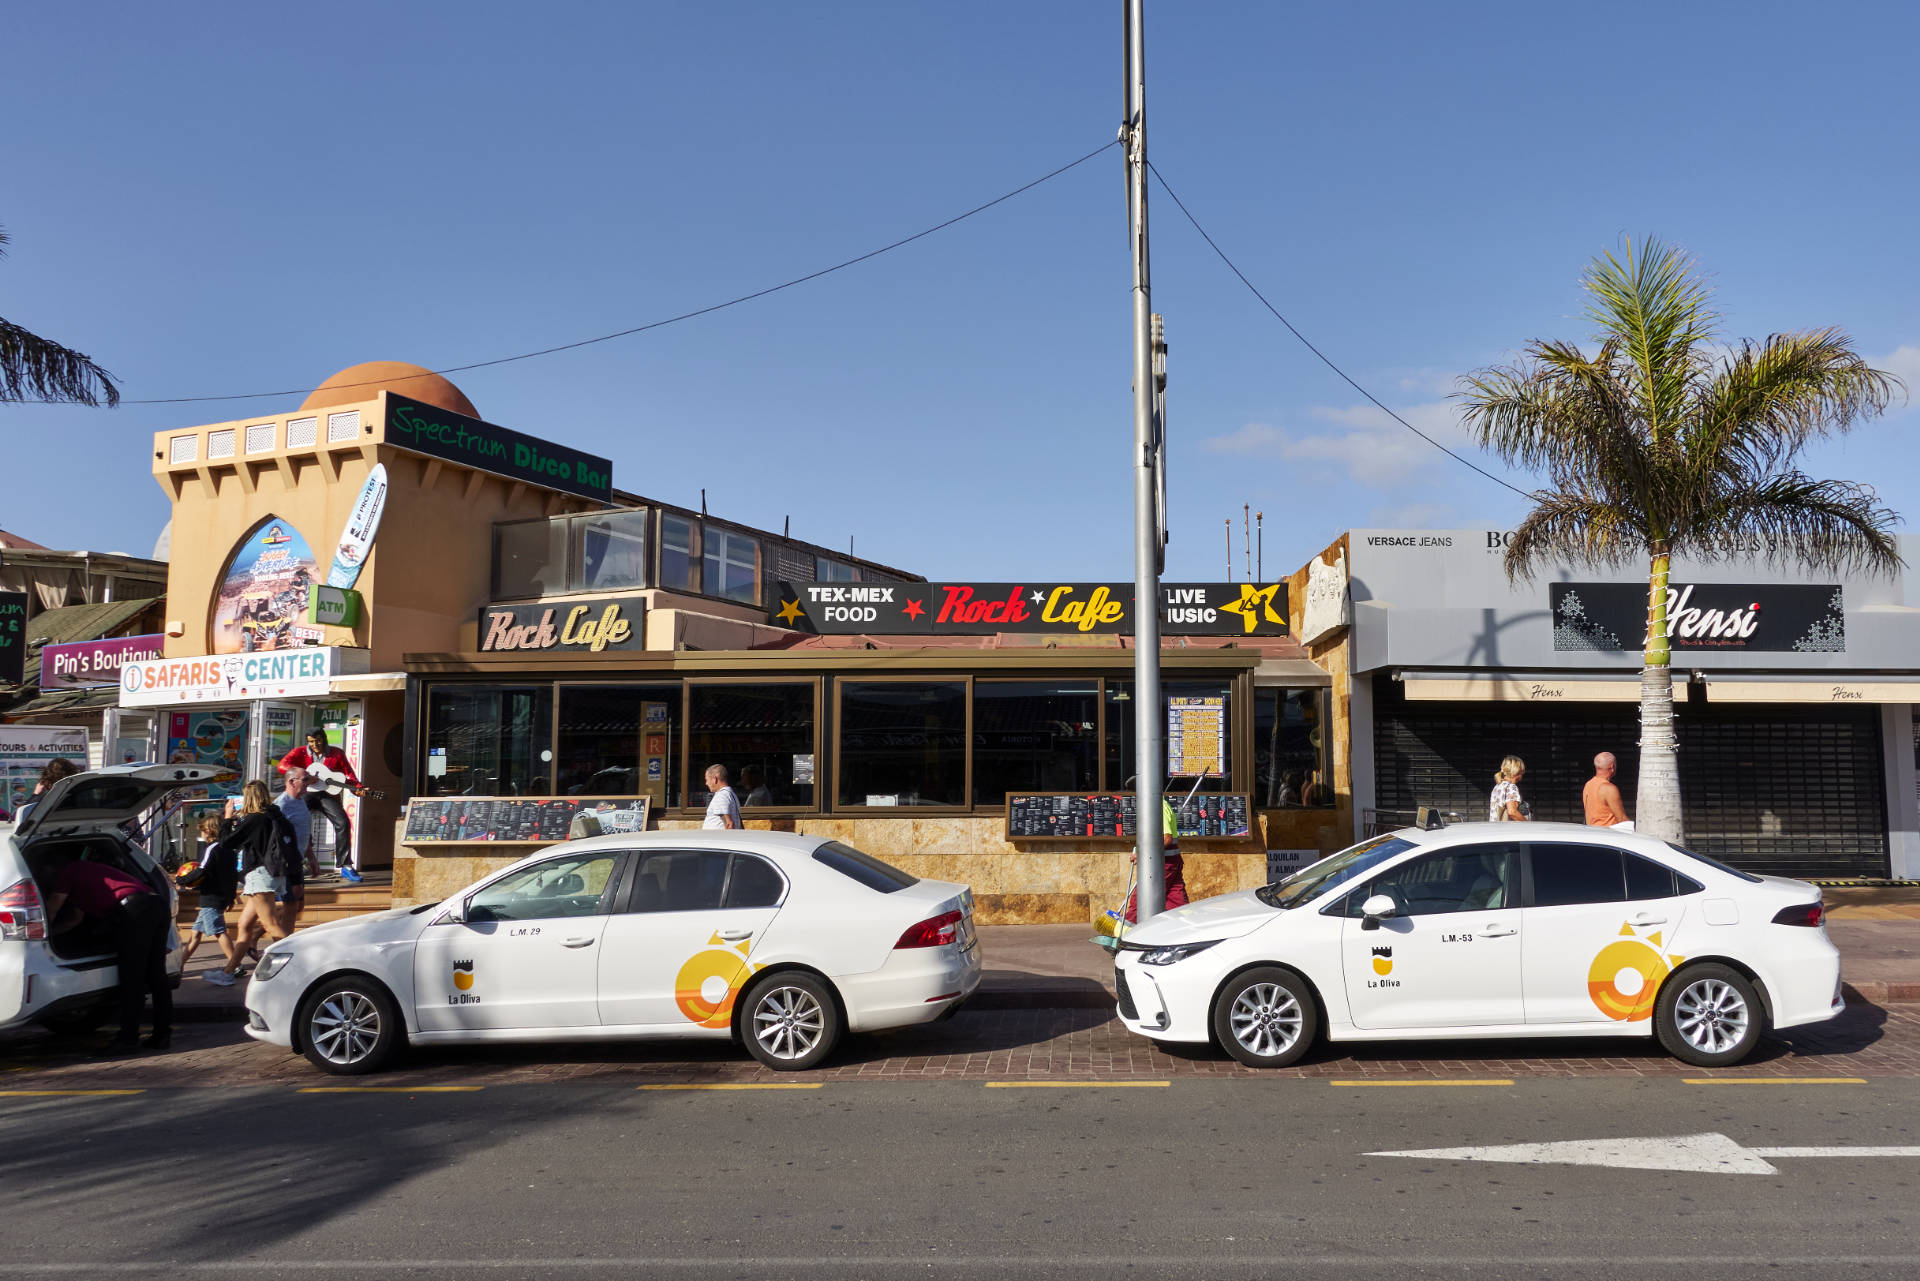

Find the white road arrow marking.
[{"left": 1367, "top": 1132, "right": 1920, "bottom": 1175}]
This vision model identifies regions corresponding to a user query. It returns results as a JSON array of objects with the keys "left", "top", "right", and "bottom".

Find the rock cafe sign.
[{"left": 771, "top": 581, "right": 1289, "bottom": 637}]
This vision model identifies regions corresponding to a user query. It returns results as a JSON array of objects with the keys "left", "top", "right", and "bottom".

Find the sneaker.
[
  {"left": 203, "top": 969, "right": 237, "bottom": 987},
  {"left": 339, "top": 867, "right": 363, "bottom": 884},
  {"left": 143, "top": 1033, "right": 172, "bottom": 1051}
]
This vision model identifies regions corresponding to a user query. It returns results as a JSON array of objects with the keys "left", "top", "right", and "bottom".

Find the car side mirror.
[
  {"left": 1360, "top": 893, "right": 1396, "bottom": 931},
  {"left": 437, "top": 897, "right": 468, "bottom": 925}
]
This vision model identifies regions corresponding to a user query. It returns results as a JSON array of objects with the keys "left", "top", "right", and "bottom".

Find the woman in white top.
[{"left": 1489, "top": 755, "right": 1531, "bottom": 822}]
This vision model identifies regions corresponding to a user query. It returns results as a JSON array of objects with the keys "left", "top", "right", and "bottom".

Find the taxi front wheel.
[
  {"left": 300, "top": 976, "right": 402, "bottom": 1075},
  {"left": 1213, "top": 967, "right": 1318, "bottom": 1068},
  {"left": 1654, "top": 963, "right": 1764, "bottom": 1068}
]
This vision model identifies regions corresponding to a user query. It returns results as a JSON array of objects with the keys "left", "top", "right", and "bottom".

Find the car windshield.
[
  {"left": 1256, "top": 835, "right": 1417, "bottom": 910},
  {"left": 1664, "top": 841, "right": 1763, "bottom": 884}
]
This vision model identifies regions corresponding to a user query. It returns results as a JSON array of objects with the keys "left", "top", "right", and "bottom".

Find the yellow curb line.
[
  {"left": 1682, "top": 1077, "right": 1868, "bottom": 1085},
  {"left": 637, "top": 1083, "right": 823, "bottom": 1091},
  {"left": 1332, "top": 1080, "right": 1514, "bottom": 1087},
  {"left": 0, "top": 1089, "right": 146, "bottom": 1097},
  {"left": 984, "top": 1081, "right": 1171, "bottom": 1088},
  {"left": 297, "top": 1086, "right": 484, "bottom": 1093}
]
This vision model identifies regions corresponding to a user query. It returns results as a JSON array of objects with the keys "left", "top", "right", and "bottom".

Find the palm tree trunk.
[{"left": 1637, "top": 541, "right": 1682, "bottom": 840}]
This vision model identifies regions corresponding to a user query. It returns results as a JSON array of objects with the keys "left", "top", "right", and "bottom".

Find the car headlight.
[
  {"left": 254, "top": 950, "right": 293, "bottom": 982},
  {"left": 1137, "top": 940, "right": 1221, "bottom": 967}
]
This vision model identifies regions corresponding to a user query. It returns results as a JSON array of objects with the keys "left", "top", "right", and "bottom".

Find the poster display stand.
[
  {"left": 1004, "top": 791, "right": 1253, "bottom": 842},
  {"left": 404, "top": 796, "right": 652, "bottom": 844}
]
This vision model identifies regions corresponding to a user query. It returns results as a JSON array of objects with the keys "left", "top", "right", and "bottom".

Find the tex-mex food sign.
[{"left": 770, "top": 581, "right": 1288, "bottom": 636}]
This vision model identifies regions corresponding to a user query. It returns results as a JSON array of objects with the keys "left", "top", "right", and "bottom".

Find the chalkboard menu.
[
  {"left": 1004, "top": 792, "right": 1253, "bottom": 842},
  {"left": 403, "top": 796, "right": 652, "bottom": 844}
]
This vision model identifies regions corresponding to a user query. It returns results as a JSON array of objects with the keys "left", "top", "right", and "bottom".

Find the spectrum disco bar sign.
[{"left": 770, "top": 582, "right": 1289, "bottom": 636}]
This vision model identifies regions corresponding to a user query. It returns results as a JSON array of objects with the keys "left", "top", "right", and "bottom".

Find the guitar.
[{"left": 306, "top": 761, "right": 386, "bottom": 800}]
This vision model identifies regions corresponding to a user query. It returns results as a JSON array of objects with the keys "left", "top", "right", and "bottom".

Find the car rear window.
[
  {"left": 811, "top": 841, "right": 919, "bottom": 893},
  {"left": 1664, "top": 842, "right": 1763, "bottom": 884}
]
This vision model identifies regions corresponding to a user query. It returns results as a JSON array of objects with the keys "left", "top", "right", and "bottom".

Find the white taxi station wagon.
[
  {"left": 1114, "top": 823, "right": 1843, "bottom": 1068},
  {"left": 244, "top": 830, "right": 980, "bottom": 1074}
]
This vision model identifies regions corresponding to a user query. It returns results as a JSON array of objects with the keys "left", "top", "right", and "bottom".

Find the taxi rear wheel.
[
  {"left": 299, "top": 976, "right": 401, "bottom": 1075},
  {"left": 1654, "top": 963, "right": 1764, "bottom": 1067},
  {"left": 1213, "top": 966, "right": 1317, "bottom": 1068},
  {"left": 740, "top": 971, "right": 842, "bottom": 1071}
]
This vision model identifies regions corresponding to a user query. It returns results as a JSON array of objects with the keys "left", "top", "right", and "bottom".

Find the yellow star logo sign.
[
  {"left": 1218, "top": 582, "right": 1285, "bottom": 634},
  {"left": 775, "top": 599, "right": 805, "bottom": 626}
]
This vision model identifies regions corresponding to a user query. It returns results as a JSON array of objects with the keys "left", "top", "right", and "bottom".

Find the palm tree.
[
  {"left": 1459, "top": 238, "right": 1905, "bottom": 840},
  {"left": 1, "top": 225, "right": 120, "bottom": 406}
]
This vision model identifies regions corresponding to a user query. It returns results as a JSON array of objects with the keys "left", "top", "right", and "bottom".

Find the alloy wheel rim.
[
  {"left": 1674, "top": 977, "right": 1750, "bottom": 1054},
  {"left": 1229, "top": 982, "right": 1302, "bottom": 1059},
  {"left": 753, "top": 986, "right": 826, "bottom": 1061},
  {"left": 310, "top": 991, "right": 382, "bottom": 1065}
]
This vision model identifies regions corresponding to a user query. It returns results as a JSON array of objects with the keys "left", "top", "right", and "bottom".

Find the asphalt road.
[{"left": 1, "top": 1077, "right": 1915, "bottom": 1279}]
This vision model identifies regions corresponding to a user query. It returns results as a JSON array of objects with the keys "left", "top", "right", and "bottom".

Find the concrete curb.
[{"left": 1844, "top": 981, "right": 1920, "bottom": 1005}]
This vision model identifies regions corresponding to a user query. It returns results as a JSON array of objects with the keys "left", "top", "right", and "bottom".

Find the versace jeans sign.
[{"left": 478, "top": 597, "right": 646, "bottom": 653}]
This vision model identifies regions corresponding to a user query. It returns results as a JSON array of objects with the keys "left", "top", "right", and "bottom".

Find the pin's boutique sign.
[
  {"left": 479, "top": 597, "right": 645, "bottom": 653},
  {"left": 1550, "top": 582, "right": 1845, "bottom": 653},
  {"left": 770, "top": 582, "right": 1288, "bottom": 637}
]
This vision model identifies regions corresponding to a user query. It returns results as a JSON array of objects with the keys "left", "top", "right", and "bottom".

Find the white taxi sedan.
[
  {"left": 245, "top": 830, "right": 979, "bottom": 1074},
  {"left": 1115, "top": 823, "right": 1842, "bottom": 1068}
]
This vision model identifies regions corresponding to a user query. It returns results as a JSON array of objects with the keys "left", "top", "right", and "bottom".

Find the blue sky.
[{"left": 4, "top": 2, "right": 1916, "bottom": 581}]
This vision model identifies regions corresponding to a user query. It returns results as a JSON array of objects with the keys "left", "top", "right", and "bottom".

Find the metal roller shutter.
[{"left": 1371, "top": 676, "right": 1889, "bottom": 878}]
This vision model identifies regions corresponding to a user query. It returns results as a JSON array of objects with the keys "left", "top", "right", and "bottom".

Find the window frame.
[
  {"left": 684, "top": 676, "right": 824, "bottom": 814},
  {"left": 458, "top": 849, "right": 629, "bottom": 923},
  {"left": 551, "top": 679, "right": 682, "bottom": 803},
  {"left": 832, "top": 674, "right": 974, "bottom": 814},
  {"left": 657, "top": 512, "right": 702, "bottom": 595},
  {"left": 1521, "top": 842, "right": 1632, "bottom": 909},
  {"left": 1340, "top": 843, "right": 1520, "bottom": 918},
  {"left": 1254, "top": 685, "right": 1335, "bottom": 810},
  {"left": 419, "top": 680, "right": 558, "bottom": 797},
  {"left": 969, "top": 677, "right": 1104, "bottom": 805},
  {"left": 701, "top": 526, "right": 763, "bottom": 605}
]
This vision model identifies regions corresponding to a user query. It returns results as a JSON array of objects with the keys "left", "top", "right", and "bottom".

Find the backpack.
[{"left": 264, "top": 808, "right": 300, "bottom": 879}]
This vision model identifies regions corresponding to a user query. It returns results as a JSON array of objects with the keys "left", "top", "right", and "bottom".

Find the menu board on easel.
[
  {"left": 403, "top": 796, "right": 652, "bottom": 844},
  {"left": 1004, "top": 792, "right": 1253, "bottom": 842},
  {"left": 1167, "top": 696, "right": 1226, "bottom": 777}
]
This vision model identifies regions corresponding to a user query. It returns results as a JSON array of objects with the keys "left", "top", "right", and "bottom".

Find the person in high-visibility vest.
[{"left": 1123, "top": 797, "right": 1189, "bottom": 923}]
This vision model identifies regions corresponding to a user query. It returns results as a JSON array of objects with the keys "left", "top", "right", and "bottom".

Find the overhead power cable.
[
  {"left": 1147, "top": 161, "right": 1534, "bottom": 500},
  {"left": 79, "top": 138, "right": 1120, "bottom": 409}
]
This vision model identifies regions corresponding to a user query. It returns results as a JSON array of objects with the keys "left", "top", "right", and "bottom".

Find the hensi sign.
[
  {"left": 383, "top": 393, "right": 612, "bottom": 502},
  {"left": 1550, "top": 582, "right": 1845, "bottom": 653}
]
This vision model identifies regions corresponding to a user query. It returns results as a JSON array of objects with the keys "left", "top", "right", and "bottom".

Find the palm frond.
[
  {"left": 1687, "top": 329, "right": 1906, "bottom": 479},
  {"left": 0, "top": 318, "right": 122, "bottom": 407},
  {"left": 1580, "top": 237, "right": 1717, "bottom": 439},
  {"left": 1500, "top": 486, "right": 1647, "bottom": 582},
  {"left": 1684, "top": 471, "right": 1902, "bottom": 575}
]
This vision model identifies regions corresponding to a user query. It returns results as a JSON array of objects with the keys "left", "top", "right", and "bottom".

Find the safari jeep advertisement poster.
[
  {"left": 213, "top": 518, "right": 321, "bottom": 654},
  {"left": 165, "top": 709, "right": 247, "bottom": 798}
]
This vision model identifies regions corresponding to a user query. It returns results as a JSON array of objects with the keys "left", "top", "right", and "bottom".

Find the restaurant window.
[
  {"left": 576, "top": 509, "right": 649, "bottom": 591},
  {"left": 1104, "top": 679, "right": 1234, "bottom": 794},
  {"left": 660, "top": 514, "right": 699, "bottom": 592},
  {"left": 493, "top": 519, "right": 568, "bottom": 599},
  {"left": 817, "top": 557, "right": 861, "bottom": 582},
  {"left": 1255, "top": 688, "right": 1333, "bottom": 808},
  {"left": 688, "top": 683, "right": 817, "bottom": 809},
  {"left": 703, "top": 528, "right": 760, "bottom": 604},
  {"left": 423, "top": 685, "right": 553, "bottom": 796},
  {"left": 555, "top": 684, "right": 679, "bottom": 802},
  {"left": 972, "top": 681, "right": 1099, "bottom": 805},
  {"left": 837, "top": 681, "right": 967, "bottom": 807}
]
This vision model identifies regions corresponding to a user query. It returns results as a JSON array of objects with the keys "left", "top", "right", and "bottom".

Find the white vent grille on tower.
[
  {"left": 169, "top": 434, "right": 199, "bottom": 464},
  {"left": 286, "top": 417, "right": 318, "bottom": 449},
  {"left": 245, "top": 422, "right": 277, "bottom": 454},
  {"left": 207, "top": 429, "right": 236, "bottom": 460},
  {"left": 327, "top": 410, "right": 361, "bottom": 442}
]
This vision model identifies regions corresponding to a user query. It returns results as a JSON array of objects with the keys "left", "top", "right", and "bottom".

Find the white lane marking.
[
  {"left": 1, "top": 1259, "right": 1919, "bottom": 1272},
  {"left": 1368, "top": 1132, "right": 1920, "bottom": 1175}
]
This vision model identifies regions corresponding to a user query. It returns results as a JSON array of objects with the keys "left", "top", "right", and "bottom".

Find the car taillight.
[
  {"left": 0, "top": 879, "right": 48, "bottom": 941},
  {"left": 896, "top": 909, "right": 963, "bottom": 949},
  {"left": 1771, "top": 901, "right": 1823, "bottom": 927}
]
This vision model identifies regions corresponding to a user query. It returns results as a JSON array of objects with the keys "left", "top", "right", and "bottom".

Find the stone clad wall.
[{"left": 391, "top": 814, "right": 1270, "bottom": 923}]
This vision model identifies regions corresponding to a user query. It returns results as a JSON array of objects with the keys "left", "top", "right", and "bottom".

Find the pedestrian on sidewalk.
[
  {"left": 1583, "top": 752, "right": 1632, "bottom": 829},
  {"left": 273, "top": 768, "right": 319, "bottom": 935},
  {"left": 1123, "top": 797, "right": 1190, "bottom": 924},
  {"left": 180, "top": 814, "right": 237, "bottom": 967},
  {"left": 278, "top": 730, "right": 362, "bottom": 882},
  {"left": 702, "top": 764, "right": 740, "bottom": 830},
  {"left": 207, "top": 781, "right": 297, "bottom": 987},
  {"left": 1490, "top": 756, "right": 1532, "bottom": 822},
  {"left": 12, "top": 756, "right": 80, "bottom": 827},
  {"left": 43, "top": 854, "right": 173, "bottom": 1053}
]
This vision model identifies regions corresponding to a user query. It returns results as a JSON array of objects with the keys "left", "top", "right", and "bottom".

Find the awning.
[
  {"left": 1703, "top": 675, "right": 1920, "bottom": 704},
  {"left": 1400, "top": 672, "right": 1681, "bottom": 703},
  {"left": 1253, "top": 658, "right": 1333, "bottom": 688},
  {"left": 331, "top": 673, "right": 407, "bottom": 694}
]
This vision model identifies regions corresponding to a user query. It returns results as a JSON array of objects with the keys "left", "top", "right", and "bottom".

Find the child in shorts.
[{"left": 181, "top": 815, "right": 237, "bottom": 966}]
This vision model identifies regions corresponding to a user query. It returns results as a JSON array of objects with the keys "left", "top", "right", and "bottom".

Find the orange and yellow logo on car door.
[
  {"left": 1586, "top": 924, "right": 1684, "bottom": 1022},
  {"left": 674, "top": 933, "right": 766, "bottom": 1029}
]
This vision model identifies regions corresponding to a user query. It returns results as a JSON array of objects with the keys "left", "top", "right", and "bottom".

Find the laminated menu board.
[
  {"left": 403, "top": 796, "right": 652, "bottom": 844},
  {"left": 1004, "top": 792, "right": 1253, "bottom": 842}
]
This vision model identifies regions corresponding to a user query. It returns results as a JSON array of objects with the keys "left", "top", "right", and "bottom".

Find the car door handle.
[
  {"left": 718, "top": 929, "right": 754, "bottom": 941},
  {"left": 1631, "top": 913, "right": 1667, "bottom": 926},
  {"left": 561, "top": 937, "right": 596, "bottom": 948},
  {"left": 1480, "top": 925, "right": 1518, "bottom": 937}
]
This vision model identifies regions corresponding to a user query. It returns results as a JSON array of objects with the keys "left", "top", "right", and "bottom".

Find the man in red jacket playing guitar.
[{"left": 278, "top": 729, "right": 363, "bottom": 882}]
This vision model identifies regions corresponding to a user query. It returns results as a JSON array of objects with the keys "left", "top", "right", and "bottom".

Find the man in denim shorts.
[{"left": 181, "top": 815, "right": 237, "bottom": 966}]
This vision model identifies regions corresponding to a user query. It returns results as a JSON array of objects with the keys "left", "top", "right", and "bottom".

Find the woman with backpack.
[{"left": 204, "top": 780, "right": 297, "bottom": 988}]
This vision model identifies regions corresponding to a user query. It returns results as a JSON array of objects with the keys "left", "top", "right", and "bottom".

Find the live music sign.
[{"left": 770, "top": 581, "right": 1289, "bottom": 637}]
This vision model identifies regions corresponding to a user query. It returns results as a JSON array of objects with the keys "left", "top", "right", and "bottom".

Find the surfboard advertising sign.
[{"left": 327, "top": 464, "right": 388, "bottom": 589}]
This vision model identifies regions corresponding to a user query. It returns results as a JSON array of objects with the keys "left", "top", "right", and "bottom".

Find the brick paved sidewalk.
[{"left": 4, "top": 1001, "right": 1914, "bottom": 1090}]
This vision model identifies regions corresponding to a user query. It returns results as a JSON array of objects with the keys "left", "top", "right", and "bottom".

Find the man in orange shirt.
[{"left": 1583, "top": 752, "right": 1631, "bottom": 828}]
